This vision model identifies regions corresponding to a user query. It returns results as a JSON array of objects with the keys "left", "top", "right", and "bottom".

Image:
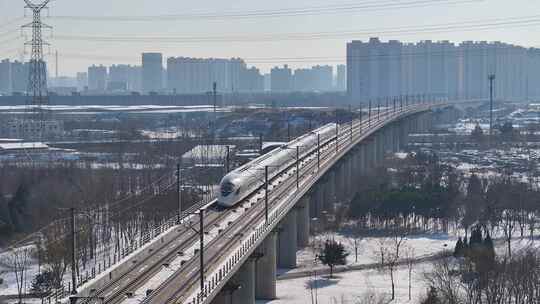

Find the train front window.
[{"left": 221, "top": 182, "right": 235, "bottom": 197}]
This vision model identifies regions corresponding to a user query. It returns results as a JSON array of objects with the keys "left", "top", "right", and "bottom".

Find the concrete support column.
[
  {"left": 352, "top": 149, "right": 361, "bottom": 182},
  {"left": 231, "top": 259, "right": 255, "bottom": 304},
  {"left": 321, "top": 178, "right": 330, "bottom": 212},
  {"left": 359, "top": 145, "right": 367, "bottom": 177},
  {"left": 316, "top": 186, "right": 324, "bottom": 217},
  {"left": 278, "top": 210, "right": 297, "bottom": 268},
  {"left": 378, "top": 133, "right": 384, "bottom": 165},
  {"left": 339, "top": 164, "right": 346, "bottom": 201},
  {"left": 392, "top": 124, "right": 399, "bottom": 152},
  {"left": 326, "top": 172, "right": 336, "bottom": 211},
  {"left": 386, "top": 128, "right": 392, "bottom": 154},
  {"left": 346, "top": 157, "right": 353, "bottom": 200},
  {"left": 255, "top": 233, "right": 277, "bottom": 300},
  {"left": 297, "top": 198, "right": 310, "bottom": 248}
]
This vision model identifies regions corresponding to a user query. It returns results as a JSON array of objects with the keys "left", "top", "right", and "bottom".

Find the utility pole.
[
  {"left": 199, "top": 210, "right": 204, "bottom": 293},
  {"left": 225, "top": 145, "right": 230, "bottom": 173},
  {"left": 259, "top": 134, "right": 263, "bottom": 155},
  {"left": 287, "top": 120, "right": 291, "bottom": 142},
  {"left": 70, "top": 207, "right": 77, "bottom": 294},
  {"left": 349, "top": 104, "right": 353, "bottom": 142},
  {"left": 317, "top": 134, "right": 320, "bottom": 170},
  {"left": 176, "top": 164, "right": 182, "bottom": 223},
  {"left": 359, "top": 103, "right": 362, "bottom": 133},
  {"left": 489, "top": 74, "right": 496, "bottom": 139},
  {"left": 377, "top": 99, "right": 380, "bottom": 120},
  {"left": 265, "top": 166, "right": 269, "bottom": 223},
  {"left": 335, "top": 114, "right": 339, "bottom": 154},
  {"left": 368, "top": 100, "right": 372, "bottom": 127},
  {"left": 55, "top": 50, "right": 58, "bottom": 79},
  {"left": 296, "top": 146, "right": 299, "bottom": 189},
  {"left": 213, "top": 82, "right": 217, "bottom": 114}
]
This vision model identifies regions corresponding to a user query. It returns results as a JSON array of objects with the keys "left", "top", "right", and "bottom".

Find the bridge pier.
[
  {"left": 255, "top": 233, "right": 277, "bottom": 300},
  {"left": 337, "top": 164, "right": 345, "bottom": 202},
  {"left": 345, "top": 156, "right": 353, "bottom": 201},
  {"left": 314, "top": 186, "right": 324, "bottom": 218},
  {"left": 297, "top": 197, "right": 310, "bottom": 247},
  {"left": 326, "top": 172, "right": 336, "bottom": 211},
  {"left": 377, "top": 132, "right": 384, "bottom": 165},
  {"left": 231, "top": 258, "right": 255, "bottom": 304},
  {"left": 392, "top": 123, "right": 400, "bottom": 152},
  {"left": 278, "top": 210, "right": 297, "bottom": 268}
]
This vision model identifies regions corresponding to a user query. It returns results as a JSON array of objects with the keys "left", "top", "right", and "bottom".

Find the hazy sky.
[{"left": 1, "top": 0, "right": 539, "bottom": 76}]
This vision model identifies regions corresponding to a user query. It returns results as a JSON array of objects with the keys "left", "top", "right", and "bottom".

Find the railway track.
[{"left": 145, "top": 108, "right": 407, "bottom": 303}]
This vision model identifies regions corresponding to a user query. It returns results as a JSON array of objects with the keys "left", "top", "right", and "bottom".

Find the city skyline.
[{"left": 1, "top": 0, "right": 540, "bottom": 76}]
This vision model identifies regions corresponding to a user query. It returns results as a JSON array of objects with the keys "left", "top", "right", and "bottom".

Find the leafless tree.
[
  {"left": 374, "top": 224, "right": 408, "bottom": 301},
  {"left": 0, "top": 247, "right": 32, "bottom": 303},
  {"left": 404, "top": 246, "right": 416, "bottom": 301}
]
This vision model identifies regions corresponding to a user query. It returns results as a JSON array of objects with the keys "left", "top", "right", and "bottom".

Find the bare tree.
[
  {"left": 374, "top": 224, "right": 408, "bottom": 301},
  {"left": 0, "top": 247, "right": 32, "bottom": 303},
  {"left": 344, "top": 221, "right": 365, "bottom": 264},
  {"left": 404, "top": 246, "right": 416, "bottom": 301}
]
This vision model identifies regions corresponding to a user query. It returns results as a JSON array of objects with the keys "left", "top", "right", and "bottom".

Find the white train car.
[{"left": 217, "top": 123, "right": 337, "bottom": 207}]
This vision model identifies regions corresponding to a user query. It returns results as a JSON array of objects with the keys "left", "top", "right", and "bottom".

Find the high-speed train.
[{"left": 217, "top": 123, "right": 338, "bottom": 207}]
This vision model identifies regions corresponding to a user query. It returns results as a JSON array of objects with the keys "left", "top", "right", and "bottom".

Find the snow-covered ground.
[
  {"left": 295, "top": 233, "right": 456, "bottom": 272},
  {"left": 267, "top": 232, "right": 540, "bottom": 304},
  {"left": 262, "top": 263, "right": 432, "bottom": 304}
]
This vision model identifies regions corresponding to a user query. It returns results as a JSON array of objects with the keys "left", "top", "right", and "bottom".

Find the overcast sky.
[{"left": 1, "top": 0, "right": 539, "bottom": 76}]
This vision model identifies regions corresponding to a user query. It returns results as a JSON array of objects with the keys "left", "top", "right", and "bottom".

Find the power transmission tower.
[{"left": 22, "top": 0, "right": 52, "bottom": 128}]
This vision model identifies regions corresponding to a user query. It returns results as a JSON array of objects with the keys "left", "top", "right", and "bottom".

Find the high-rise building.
[
  {"left": 336, "top": 64, "right": 346, "bottom": 91},
  {"left": 88, "top": 65, "right": 107, "bottom": 92},
  {"left": 76, "top": 72, "right": 88, "bottom": 91},
  {"left": 293, "top": 68, "right": 314, "bottom": 92},
  {"left": 348, "top": 38, "right": 538, "bottom": 102},
  {"left": 263, "top": 73, "right": 271, "bottom": 91},
  {"left": 127, "top": 66, "right": 142, "bottom": 92},
  {"left": 347, "top": 38, "right": 384, "bottom": 102},
  {"left": 108, "top": 64, "right": 130, "bottom": 91},
  {"left": 167, "top": 57, "right": 262, "bottom": 94},
  {"left": 142, "top": 53, "right": 163, "bottom": 93},
  {"left": 11, "top": 61, "right": 28, "bottom": 94},
  {"left": 241, "top": 67, "right": 264, "bottom": 92},
  {"left": 270, "top": 65, "right": 293, "bottom": 92},
  {"left": 0, "top": 59, "right": 12, "bottom": 95},
  {"left": 312, "top": 65, "right": 333, "bottom": 92}
]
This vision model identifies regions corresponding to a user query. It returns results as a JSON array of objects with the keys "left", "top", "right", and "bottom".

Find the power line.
[
  {"left": 0, "top": 17, "right": 25, "bottom": 30},
  {"left": 48, "top": 16, "right": 540, "bottom": 45},
  {"left": 48, "top": 0, "right": 482, "bottom": 21},
  {"left": 45, "top": 43, "right": 539, "bottom": 70}
]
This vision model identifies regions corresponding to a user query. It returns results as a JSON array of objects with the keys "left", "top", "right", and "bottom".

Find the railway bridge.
[{"left": 74, "top": 99, "right": 473, "bottom": 304}]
